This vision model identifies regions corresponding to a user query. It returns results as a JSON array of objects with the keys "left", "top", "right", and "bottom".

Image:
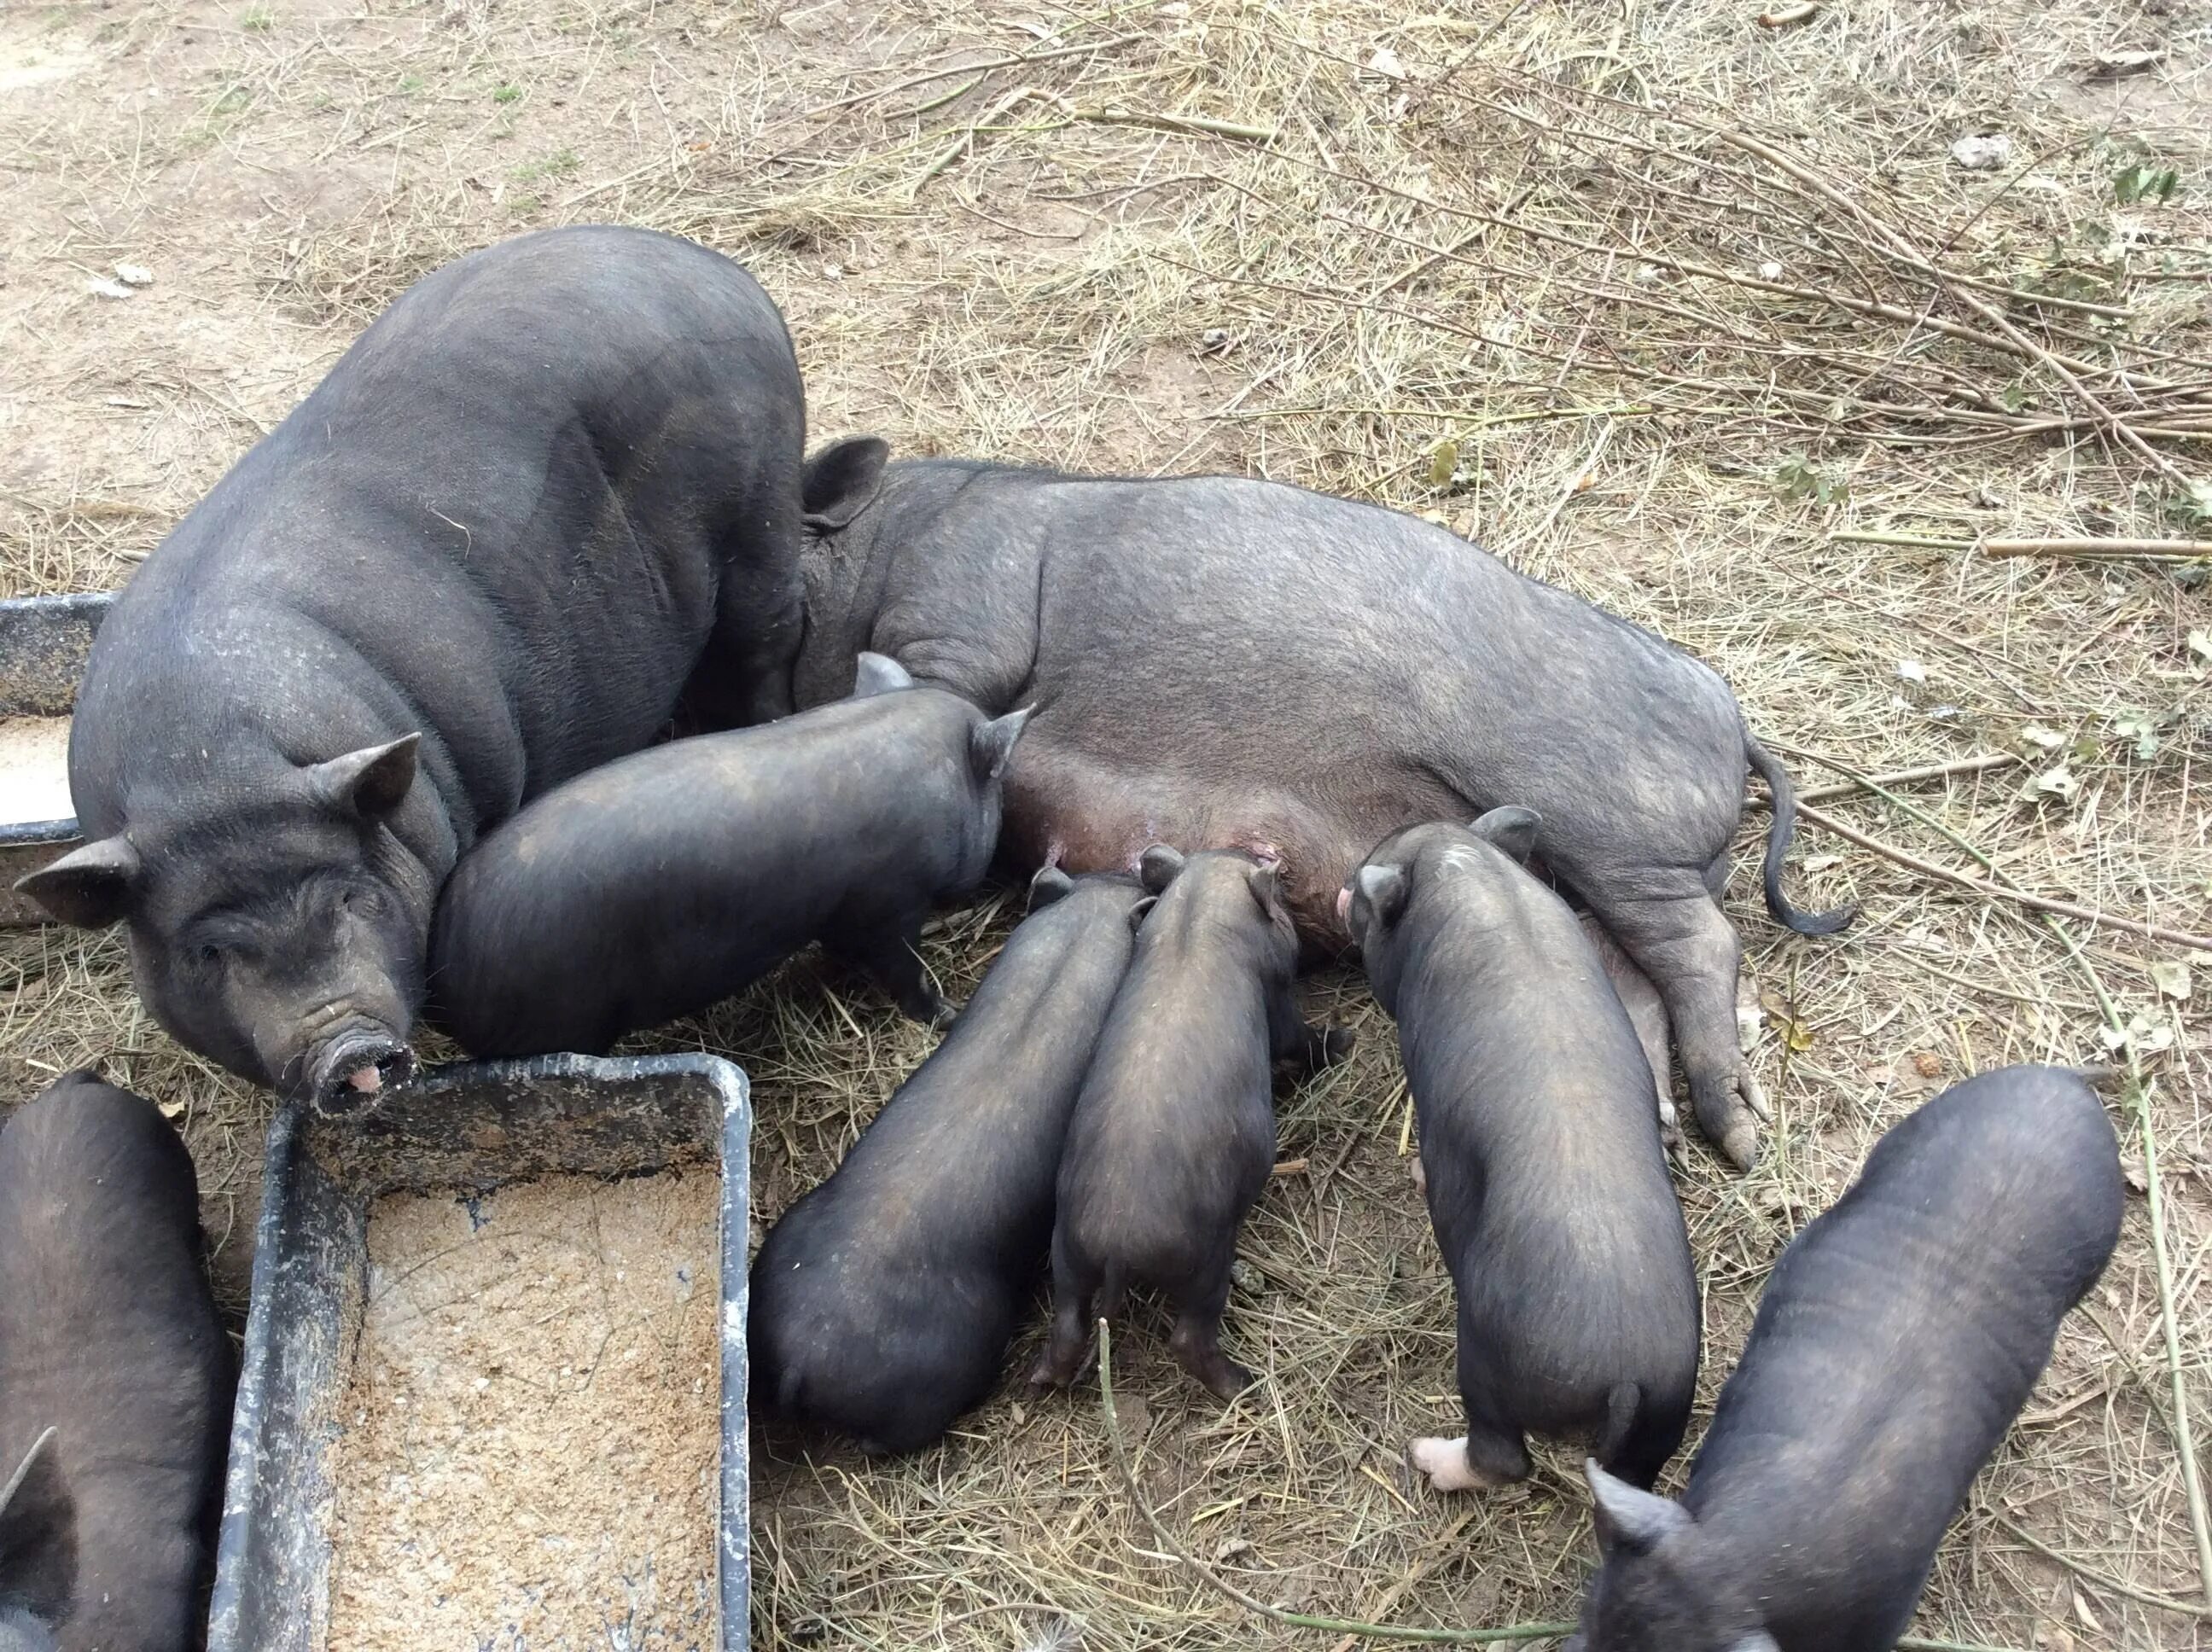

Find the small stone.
[{"left": 1950, "top": 133, "right": 2013, "bottom": 170}]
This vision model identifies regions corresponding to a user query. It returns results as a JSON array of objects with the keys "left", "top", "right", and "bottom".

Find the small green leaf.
[
  {"left": 2020, "top": 764, "right": 2080, "bottom": 804},
  {"left": 2000, "top": 381, "right": 2027, "bottom": 414},
  {"left": 2151, "top": 960, "right": 2192, "bottom": 1001},
  {"left": 1428, "top": 439, "right": 1459, "bottom": 489},
  {"left": 2114, "top": 163, "right": 2182, "bottom": 206}
]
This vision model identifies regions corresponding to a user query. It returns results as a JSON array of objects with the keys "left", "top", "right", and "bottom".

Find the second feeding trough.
[{"left": 0, "top": 592, "right": 108, "bottom": 925}]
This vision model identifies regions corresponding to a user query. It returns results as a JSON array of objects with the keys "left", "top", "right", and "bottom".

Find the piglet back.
[{"left": 1842, "top": 1064, "right": 2122, "bottom": 1306}]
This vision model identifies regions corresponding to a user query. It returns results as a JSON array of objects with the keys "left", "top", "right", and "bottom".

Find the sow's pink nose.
[{"left": 1335, "top": 887, "right": 1351, "bottom": 927}]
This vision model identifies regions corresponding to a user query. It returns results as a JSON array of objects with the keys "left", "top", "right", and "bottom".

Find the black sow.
[{"left": 19, "top": 226, "right": 807, "bottom": 1114}]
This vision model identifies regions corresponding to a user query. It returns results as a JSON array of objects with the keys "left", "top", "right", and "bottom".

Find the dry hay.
[{"left": 1, "top": 0, "right": 2209, "bottom": 1647}]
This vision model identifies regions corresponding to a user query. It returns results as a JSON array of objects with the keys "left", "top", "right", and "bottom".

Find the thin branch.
[
  {"left": 1990, "top": 1511, "right": 2212, "bottom": 1621},
  {"left": 1790, "top": 753, "right": 2019, "bottom": 804},
  {"left": 1795, "top": 801, "right": 2212, "bottom": 952},
  {"left": 1982, "top": 538, "right": 2212, "bottom": 561}
]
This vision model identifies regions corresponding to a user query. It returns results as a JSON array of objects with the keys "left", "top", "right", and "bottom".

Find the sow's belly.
[{"left": 995, "top": 724, "right": 1466, "bottom": 949}]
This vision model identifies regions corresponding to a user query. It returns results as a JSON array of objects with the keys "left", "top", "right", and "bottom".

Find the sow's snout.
[{"left": 299, "top": 1026, "right": 416, "bottom": 1117}]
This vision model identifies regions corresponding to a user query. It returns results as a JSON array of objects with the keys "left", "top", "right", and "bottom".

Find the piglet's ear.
[
  {"left": 1138, "top": 844, "right": 1185, "bottom": 894},
  {"left": 307, "top": 735, "right": 420, "bottom": 822},
  {"left": 853, "top": 652, "right": 915, "bottom": 698},
  {"left": 1126, "top": 894, "right": 1157, "bottom": 933},
  {"left": 1027, "top": 865, "right": 1074, "bottom": 911},
  {"left": 1585, "top": 1459, "right": 1691, "bottom": 1556},
  {"left": 1246, "top": 859, "right": 1284, "bottom": 918},
  {"left": 15, "top": 836, "right": 143, "bottom": 929},
  {"left": 800, "top": 436, "right": 890, "bottom": 531},
  {"left": 1354, "top": 863, "right": 1408, "bottom": 930},
  {"left": 970, "top": 707, "right": 1032, "bottom": 782},
  {"left": 0, "top": 1423, "right": 57, "bottom": 1521},
  {"left": 1726, "top": 1635, "right": 1781, "bottom": 1652},
  {"left": 1469, "top": 806, "right": 1540, "bottom": 863}
]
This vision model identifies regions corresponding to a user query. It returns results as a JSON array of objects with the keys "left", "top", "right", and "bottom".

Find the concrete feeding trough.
[
  {"left": 0, "top": 592, "right": 109, "bottom": 927},
  {"left": 207, "top": 1052, "right": 754, "bottom": 1652}
]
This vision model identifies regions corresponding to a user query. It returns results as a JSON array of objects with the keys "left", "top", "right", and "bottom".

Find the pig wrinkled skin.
[
  {"left": 750, "top": 867, "right": 1151, "bottom": 1455},
  {"left": 0, "top": 1073, "right": 234, "bottom": 1652},
  {"left": 17, "top": 226, "right": 808, "bottom": 1114},
  {"left": 1347, "top": 813, "right": 1700, "bottom": 1494},
  {"left": 1031, "top": 847, "right": 1353, "bottom": 1399},
  {"left": 430, "top": 654, "right": 1028, "bottom": 1056},
  {"left": 791, "top": 443, "right": 1851, "bottom": 1170},
  {"left": 1566, "top": 1065, "right": 2124, "bottom": 1652}
]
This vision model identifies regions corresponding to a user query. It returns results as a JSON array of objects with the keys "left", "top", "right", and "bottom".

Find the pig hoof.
[
  {"left": 1409, "top": 1154, "right": 1427, "bottom": 1195},
  {"left": 1407, "top": 1435, "right": 1489, "bottom": 1493},
  {"left": 1026, "top": 1347, "right": 1079, "bottom": 1391},
  {"left": 1719, "top": 1119, "right": 1761, "bottom": 1173},
  {"left": 1319, "top": 1027, "right": 1356, "bottom": 1066},
  {"left": 1194, "top": 1357, "right": 1257, "bottom": 1401},
  {"left": 1739, "top": 1067, "right": 1773, "bottom": 1125}
]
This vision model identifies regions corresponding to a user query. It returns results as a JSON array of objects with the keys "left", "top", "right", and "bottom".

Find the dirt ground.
[{"left": 3, "top": 0, "right": 2210, "bottom": 1647}]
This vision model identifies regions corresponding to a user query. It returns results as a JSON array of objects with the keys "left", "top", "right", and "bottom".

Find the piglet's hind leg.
[{"left": 1168, "top": 1257, "right": 1254, "bottom": 1400}]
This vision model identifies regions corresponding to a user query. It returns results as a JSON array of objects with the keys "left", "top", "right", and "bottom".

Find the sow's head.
[{"left": 16, "top": 735, "right": 433, "bottom": 1115}]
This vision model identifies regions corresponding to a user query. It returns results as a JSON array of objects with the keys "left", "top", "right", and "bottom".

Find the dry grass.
[{"left": 3, "top": 0, "right": 2210, "bottom": 1646}]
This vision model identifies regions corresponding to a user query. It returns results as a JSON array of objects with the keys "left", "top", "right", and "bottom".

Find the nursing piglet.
[
  {"left": 1031, "top": 847, "right": 1352, "bottom": 1399},
  {"left": 1566, "top": 1064, "right": 2123, "bottom": 1652},
  {"left": 1344, "top": 811, "right": 1699, "bottom": 1492},
  {"left": 0, "top": 1073, "right": 234, "bottom": 1652},
  {"left": 429, "top": 654, "right": 1027, "bottom": 1056},
  {"left": 750, "top": 867, "right": 1151, "bottom": 1453}
]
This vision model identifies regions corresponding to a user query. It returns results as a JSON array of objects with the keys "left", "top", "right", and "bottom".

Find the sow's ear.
[
  {"left": 1470, "top": 805, "right": 1541, "bottom": 863},
  {"left": 852, "top": 652, "right": 916, "bottom": 698},
  {"left": 15, "top": 837, "right": 143, "bottom": 929},
  {"left": 800, "top": 436, "right": 891, "bottom": 531},
  {"left": 1126, "top": 894, "right": 1157, "bottom": 933},
  {"left": 969, "top": 707, "right": 1032, "bottom": 782},
  {"left": 1585, "top": 1459, "right": 1691, "bottom": 1556},
  {"left": 307, "top": 734, "right": 421, "bottom": 822},
  {"left": 1138, "top": 844, "right": 1185, "bottom": 894},
  {"left": 1353, "top": 862, "right": 1408, "bottom": 930},
  {"left": 1027, "top": 864, "right": 1074, "bottom": 911}
]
